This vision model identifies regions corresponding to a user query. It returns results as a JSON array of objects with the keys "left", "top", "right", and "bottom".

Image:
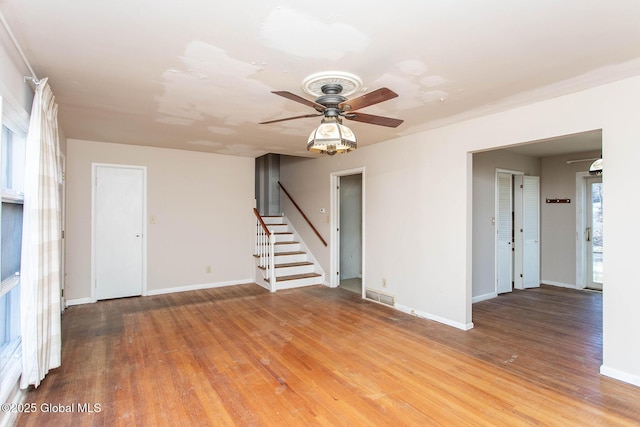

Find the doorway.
[
  {"left": 495, "top": 169, "right": 540, "bottom": 294},
  {"left": 92, "top": 164, "right": 146, "bottom": 301},
  {"left": 331, "top": 169, "right": 364, "bottom": 295}
]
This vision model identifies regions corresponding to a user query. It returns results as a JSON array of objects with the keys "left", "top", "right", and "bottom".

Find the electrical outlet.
[
  {"left": 206, "top": 265, "right": 212, "bottom": 274},
  {"left": 382, "top": 278, "right": 387, "bottom": 288}
]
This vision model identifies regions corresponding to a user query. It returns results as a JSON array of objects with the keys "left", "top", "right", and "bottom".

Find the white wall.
[
  {"left": 65, "top": 139, "right": 255, "bottom": 301},
  {"left": 282, "top": 132, "right": 473, "bottom": 330},
  {"left": 281, "top": 76, "right": 640, "bottom": 386}
]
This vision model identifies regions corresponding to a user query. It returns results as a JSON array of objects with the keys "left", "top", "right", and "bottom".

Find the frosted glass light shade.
[{"left": 307, "top": 118, "right": 356, "bottom": 155}]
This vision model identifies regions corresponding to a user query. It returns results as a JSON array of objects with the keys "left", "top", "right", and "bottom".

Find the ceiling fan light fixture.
[{"left": 307, "top": 117, "right": 357, "bottom": 155}]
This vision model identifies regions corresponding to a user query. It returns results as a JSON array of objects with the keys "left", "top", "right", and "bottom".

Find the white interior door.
[
  {"left": 94, "top": 165, "right": 145, "bottom": 300},
  {"left": 496, "top": 172, "right": 513, "bottom": 294},
  {"left": 521, "top": 176, "right": 540, "bottom": 288}
]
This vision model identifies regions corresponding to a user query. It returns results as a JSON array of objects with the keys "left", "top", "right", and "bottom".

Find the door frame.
[
  {"left": 586, "top": 176, "right": 603, "bottom": 289},
  {"left": 330, "top": 167, "right": 365, "bottom": 294},
  {"left": 59, "top": 153, "right": 66, "bottom": 310},
  {"left": 90, "top": 163, "right": 148, "bottom": 303},
  {"left": 575, "top": 172, "right": 590, "bottom": 290},
  {"left": 576, "top": 173, "right": 603, "bottom": 290}
]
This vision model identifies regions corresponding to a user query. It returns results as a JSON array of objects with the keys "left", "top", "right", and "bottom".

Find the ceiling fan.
[{"left": 259, "top": 83, "right": 404, "bottom": 128}]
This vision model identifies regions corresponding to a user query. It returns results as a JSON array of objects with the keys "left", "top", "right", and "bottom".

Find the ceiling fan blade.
[
  {"left": 272, "top": 91, "right": 326, "bottom": 111},
  {"left": 345, "top": 112, "right": 404, "bottom": 128},
  {"left": 339, "top": 87, "right": 398, "bottom": 111},
  {"left": 259, "top": 113, "right": 323, "bottom": 125}
]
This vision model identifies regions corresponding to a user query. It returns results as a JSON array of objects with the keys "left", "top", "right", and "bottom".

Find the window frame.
[{"left": 0, "top": 95, "right": 28, "bottom": 404}]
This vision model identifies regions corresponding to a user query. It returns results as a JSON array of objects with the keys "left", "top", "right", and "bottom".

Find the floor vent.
[{"left": 365, "top": 288, "right": 396, "bottom": 307}]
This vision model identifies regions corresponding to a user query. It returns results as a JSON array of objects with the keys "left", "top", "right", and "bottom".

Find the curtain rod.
[
  {"left": 566, "top": 157, "right": 599, "bottom": 164},
  {"left": 0, "top": 9, "right": 40, "bottom": 84}
]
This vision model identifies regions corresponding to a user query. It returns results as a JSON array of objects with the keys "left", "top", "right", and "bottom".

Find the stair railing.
[
  {"left": 253, "top": 208, "right": 276, "bottom": 291},
  {"left": 278, "top": 181, "right": 328, "bottom": 247}
]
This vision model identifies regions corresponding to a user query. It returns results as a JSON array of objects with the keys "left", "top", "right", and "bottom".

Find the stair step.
[
  {"left": 262, "top": 216, "right": 286, "bottom": 225},
  {"left": 254, "top": 251, "right": 306, "bottom": 256},
  {"left": 275, "top": 262, "right": 313, "bottom": 268},
  {"left": 275, "top": 242, "right": 300, "bottom": 253},
  {"left": 257, "top": 261, "right": 313, "bottom": 271},
  {"left": 273, "top": 232, "right": 294, "bottom": 242},
  {"left": 267, "top": 225, "right": 289, "bottom": 233},
  {"left": 273, "top": 232, "right": 293, "bottom": 237},
  {"left": 267, "top": 272, "right": 322, "bottom": 283}
]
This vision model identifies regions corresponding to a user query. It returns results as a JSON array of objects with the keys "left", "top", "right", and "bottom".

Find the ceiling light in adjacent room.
[{"left": 589, "top": 158, "right": 603, "bottom": 176}]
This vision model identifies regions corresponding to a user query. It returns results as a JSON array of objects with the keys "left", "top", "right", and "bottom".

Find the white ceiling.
[{"left": 1, "top": 1, "right": 639, "bottom": 158}]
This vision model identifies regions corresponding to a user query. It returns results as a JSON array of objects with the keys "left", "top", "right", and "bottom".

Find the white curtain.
[{"left": 20, "top": 78, "right": 62, "bottom": 388}]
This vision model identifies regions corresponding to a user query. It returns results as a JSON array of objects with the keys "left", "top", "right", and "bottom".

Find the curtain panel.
[{"left": 20, "top": 78, "right": 62, "bottom": 388}]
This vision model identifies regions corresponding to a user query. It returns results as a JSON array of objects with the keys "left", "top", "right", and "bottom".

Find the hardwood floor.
[{"left": 16, "top": 284, "right": 640, "bottom": 426}]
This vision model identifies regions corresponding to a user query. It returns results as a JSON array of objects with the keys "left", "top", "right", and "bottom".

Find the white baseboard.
[
  {"left": 65, "top": 297, "right": 92, "bottom": 307},
  {"left": 147, "top": 278, "right": 253, "bottom": 296},
  {"left": 395, "top": 304, "right": 474, "bottom": 331},
  {"left": 472, "top": 292, "right": 497, "bottom": 304},
  {"left": 600, "top": 365, "right": 640, "bottom": 387},
  {"left": 541, "top": 280, "right": 578, "bottom": 289},
  {"left": 65, "top": 279, "right": 254, "bottom": 306}
]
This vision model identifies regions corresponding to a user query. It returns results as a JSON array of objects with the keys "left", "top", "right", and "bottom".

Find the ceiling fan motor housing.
[{"left": 316, "top": 83, "right": 347, "bottom": 110}]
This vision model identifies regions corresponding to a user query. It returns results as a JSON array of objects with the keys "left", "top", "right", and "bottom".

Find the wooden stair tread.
[
  {"left": 255, "top": 250, "right": 306, "bottom": 257},
  {"left": 274, "top": 251, "right": 306, "bottom": 256},
  {"left": 275, "top": 241, "right": 299, "bottom": 245},
  {"left": 277, "top": 272, "right": 321, "bottom": 281},
  {"left": 255, "top": 251, "right": 306, "bottom": 258},
  {"left": 276, "top": 262, "right": 313, "bottom": 268},
  {"left": 266, "top": 272, "right": 322, "bottom": 282},
  {"left": 258, "top": 261, "right": 313, "bottom": 271}
]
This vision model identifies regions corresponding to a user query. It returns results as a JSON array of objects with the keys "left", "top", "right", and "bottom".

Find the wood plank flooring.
[{"left": 16, "top": 284, "right": 640, "bottom": 426}]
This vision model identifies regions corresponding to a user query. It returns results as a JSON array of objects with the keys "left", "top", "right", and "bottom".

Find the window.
[{"left": 1, "top": 109, "right": 27, "bottom": 402}]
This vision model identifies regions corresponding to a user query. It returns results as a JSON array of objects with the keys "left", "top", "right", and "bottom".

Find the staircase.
[{"left": 254, "top": 215, "right": 324, "bottom": 292}]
